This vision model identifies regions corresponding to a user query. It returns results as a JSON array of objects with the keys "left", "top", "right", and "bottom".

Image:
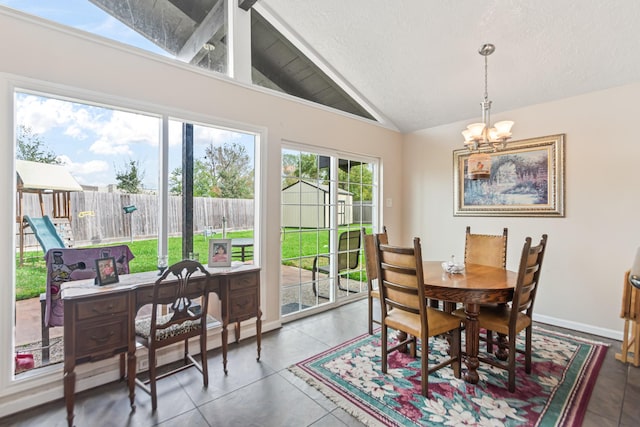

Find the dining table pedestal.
[{"left": 422, "top": 261, "right": 517, "bottom": 384}]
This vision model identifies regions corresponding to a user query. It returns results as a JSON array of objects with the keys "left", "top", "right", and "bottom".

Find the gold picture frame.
[{"left": 453, "top": 134, "right": 565, "bottom": 217}]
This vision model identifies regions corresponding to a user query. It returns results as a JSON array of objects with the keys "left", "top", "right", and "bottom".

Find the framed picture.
[
  {"left": 95, "top": 256, "right": 119, "bottom": 285},
  {"left": 209, "top": 239, "right": 232, "bottom": 267},
  {"left": 453, "top": 134, "right": 565, "bottom": 217}
]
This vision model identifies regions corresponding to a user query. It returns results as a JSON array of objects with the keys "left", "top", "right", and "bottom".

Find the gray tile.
[
  {"left": 198, "top": 374, "right": 328, "bottom": 427},
  {"left": 156, "top": 409, "right": 210, "bottom": 427},
  {"left": 0, "top": 300, "right": 631, "bottom": 427}
]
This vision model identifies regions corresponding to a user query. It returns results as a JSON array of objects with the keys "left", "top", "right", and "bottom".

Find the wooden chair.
[
  {"left": 615, "top": 270, "right": 640, "bottom": 366},
  {"left": 134, "top": 260, "right": 211, "bottom": 411},
  {"left": 460, "top": 226, "right": 509, "bottom": 350},
  {"left": 376, "top": 236, "right": 462, "bottom": 397},
  {"left": 361, "top": 226, "right": 388, "bottom": 335},
  {"left": 312, "top": 229, "right": 362, "bottom": 297},
  {"left": 464, "top": 226, "right": 508, "bottom": 268},
  {"left": 455, "top": 234, "right": 548, "bottom": 392}
]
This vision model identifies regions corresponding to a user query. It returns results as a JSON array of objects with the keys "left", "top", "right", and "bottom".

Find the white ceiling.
[{"left": 259, "top": 0, "right": 640, "bottom": 133}]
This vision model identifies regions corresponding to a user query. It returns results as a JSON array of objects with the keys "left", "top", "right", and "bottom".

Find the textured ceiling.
[{"left": 259, "top": 0, "right": 640, "bottom": 133}]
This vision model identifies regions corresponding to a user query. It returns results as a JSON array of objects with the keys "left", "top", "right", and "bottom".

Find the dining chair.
[
  {"left": 376, "top": 236, "right": 462, "bottom": 397},
  {"left": 361, "top": 226, "right": 388, "bottom": 334},
  {"left": 312, "top": 229, "right": 362, "bottom": 297},
  {"left": 134, "top": 259, "right": 211, "bottom": 411},
  {"left": 461, "top": 226, "right": 509, "bottom": 345},
  {"left": 455, "top": 234, "right": 548, "bottom": 392}
]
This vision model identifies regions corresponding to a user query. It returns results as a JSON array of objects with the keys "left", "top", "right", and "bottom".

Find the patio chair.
[{"left": 312, "top": 230, "right": 362, "bottom": 298}]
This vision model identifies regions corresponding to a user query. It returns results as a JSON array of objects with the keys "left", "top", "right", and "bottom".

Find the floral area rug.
[{"left": 289, "top": 327, "right": 608, "bottom": 426}]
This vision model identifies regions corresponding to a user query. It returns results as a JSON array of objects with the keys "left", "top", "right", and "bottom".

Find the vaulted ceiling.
[{"left": 91, "top": 0, "right": 640, "bottom": 134}]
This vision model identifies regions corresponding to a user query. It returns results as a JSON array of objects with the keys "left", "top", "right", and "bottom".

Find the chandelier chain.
[{"left": 484, "top": 54, "right": 489, "bottom": 102}]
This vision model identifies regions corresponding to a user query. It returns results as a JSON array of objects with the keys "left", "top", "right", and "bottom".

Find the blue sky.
[
  {"left": 0, "top": 0, "right": 167, "bottom": 56},
  {"left": 6, "top": 1, "right": 255, "bottom": 190}
]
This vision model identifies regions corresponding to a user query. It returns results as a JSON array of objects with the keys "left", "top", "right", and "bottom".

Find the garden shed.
[{"left": 281, "top": 179, "right": 353, "bottom": 228}]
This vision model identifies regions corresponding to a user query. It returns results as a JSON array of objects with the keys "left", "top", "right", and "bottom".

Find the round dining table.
[{"left": 422, "top": 261, "right": 517, "bottom": 384}]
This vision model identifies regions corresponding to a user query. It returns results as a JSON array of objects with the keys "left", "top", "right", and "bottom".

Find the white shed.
[{"left": 281, "top": 180, "right": 353, "bottom": 228}]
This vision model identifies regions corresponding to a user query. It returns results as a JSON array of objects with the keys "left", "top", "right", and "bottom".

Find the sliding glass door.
[{"left": 280, "top": 145, "right": 379, "bottom": 316}]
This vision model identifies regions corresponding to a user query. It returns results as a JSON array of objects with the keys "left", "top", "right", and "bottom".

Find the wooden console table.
[{"left": 60, "top": 265, "right": 261, "bottom": 427}]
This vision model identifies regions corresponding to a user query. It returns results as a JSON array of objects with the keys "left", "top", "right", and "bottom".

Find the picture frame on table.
[
  {"left": 95, "top": 256, "right": 119, "bottom": 285},
  {"left": 453, "top": 134, "right": 565, "bottom": 217},
  {"left": 209, "top": 239, "right": 232, "bottom": 267}
]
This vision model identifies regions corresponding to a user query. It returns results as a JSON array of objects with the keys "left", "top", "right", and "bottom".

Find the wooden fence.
[{"left": 18, "top": 192, "right": 254, "bottom": 249}]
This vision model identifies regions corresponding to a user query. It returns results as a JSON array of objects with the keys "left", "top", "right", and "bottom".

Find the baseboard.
[{"left": 533, "top": 313, "right": 622, "bottom": 341}]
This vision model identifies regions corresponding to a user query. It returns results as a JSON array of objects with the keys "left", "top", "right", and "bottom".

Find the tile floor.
[{"left": 1, "top": 298, "right": 639, "bottom": 426}]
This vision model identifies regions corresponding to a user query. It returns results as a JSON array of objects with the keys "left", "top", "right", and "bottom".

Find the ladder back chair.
[
  {"left": 376, "top": 236, "right": 462, "bottom": 397},
  {"left": 361, "top": 226, "right": 388, "bottom": 334},
  {"left": 455, "top": 234, "right": 548, "bottom": 392},
  {"left": 456, "top": 226, "right": 509, "bottom": 346},
  {"left": 134, "top": 259, "right": 211, "bottom": 411}
]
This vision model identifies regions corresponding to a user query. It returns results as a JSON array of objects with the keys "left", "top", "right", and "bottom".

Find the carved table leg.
[
  {"left": 463, "top": 303, "right": 480, "bottom": 384},
  {"left": 495, "top": 333, "right": 509, "bottom": 361},
  {"left": 256, "top": 308, "right": 262, "bottom": 361},
  {"left": 64, "top": 367, "right": 76, "bottom": 427},
  {"left": 234, "top": 321, "right": 241, "bottom": 343},
  {"left": 222, "top": 322, "right": 229, "bottom": 374},
  {"left": 127, "top": 351, "right": 137, "bottom": 409}
]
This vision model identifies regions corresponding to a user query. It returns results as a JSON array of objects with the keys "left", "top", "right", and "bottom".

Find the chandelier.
[{"left": 462, "top": 43, "right": 514, "bottom": 180}]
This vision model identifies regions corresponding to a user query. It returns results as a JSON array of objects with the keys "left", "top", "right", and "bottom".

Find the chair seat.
[
  {"left": 316, "top": 265, "right": 330, "bottom": 275},
  {"left": 136, "top": 314, "right": 215, "bottom": 342},
  {"left": 386, "top": 307, "right": 461, "bottom": 338},
  {"left": 452, "top": 306, "right": 531, "bottom": 335}
]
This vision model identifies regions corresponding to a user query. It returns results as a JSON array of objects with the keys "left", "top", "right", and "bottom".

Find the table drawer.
[
  {"left": 75, "top": 315, "right": 128, "bottom": 358},
  {"left": 76, "top": 295, "right": 128, "bottom": 320},
  {"left": 229, "top": 272, "right": 258, "bottom": 291},
  {"left": 228, "top": 288, "right": 258, "bottom": 321}
]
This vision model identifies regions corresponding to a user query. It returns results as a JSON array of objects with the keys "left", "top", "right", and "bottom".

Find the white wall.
[
  {"left": 0, "top": 9, "right": 403, "bottom": 415},
  {"left": 403, "top": 82, "right": 640, "bottom": 338}
]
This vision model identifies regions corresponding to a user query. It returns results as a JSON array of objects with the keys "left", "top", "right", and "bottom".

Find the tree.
[
  {"left": 16, "top": 125, "right": 60, "bottom": 164},
  {"left": 339, "top": 164, "right": 373, "bottom": 201},
  {"left": 281, "top": 152, "right": 328, "bottom": 188},
  {"left": 170, "top": 142, "right": 254, "bottom": 198},
  {"left": 115, "top": 160, "right": 145, "bottom": 193}
]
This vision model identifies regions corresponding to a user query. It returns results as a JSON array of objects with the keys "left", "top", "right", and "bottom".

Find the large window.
[
  {"left": 280, "top": 145, "right": 379, "bottom": 316},
  {"left": 12, "top": 89, "right": 258, "bottom": 379},
  {"left": 0, "top": 1, "right": 375, "bottom": 121}
]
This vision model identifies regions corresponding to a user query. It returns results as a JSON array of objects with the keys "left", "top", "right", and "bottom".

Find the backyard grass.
[
  {"left": 15, "top": 226, "right": 371, "bottom": 301},
  {"left": 15, "top": 230, "right": 253, "bottom": 301}
]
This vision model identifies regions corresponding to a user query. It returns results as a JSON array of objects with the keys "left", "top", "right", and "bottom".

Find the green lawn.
[
  {"left": 15, "top": 230, "right": 253, "bottom": 301},
  {"left": 15, "top": 226, "right": 371, "bottom": 301}
]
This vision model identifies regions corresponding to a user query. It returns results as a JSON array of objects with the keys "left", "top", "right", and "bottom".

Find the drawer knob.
[
  {"left": 92, "top": 304, "right": 114, "bottom": 313},
  {"left": 91, "top": 331, "right": 115, "bottom": 344}
]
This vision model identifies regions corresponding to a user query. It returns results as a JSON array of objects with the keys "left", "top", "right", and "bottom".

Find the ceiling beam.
[
  {"left": 176, "top": 0, "right": 225, "bottom": 62},
  {"left": 239, "top": 0, "right": 258, "bottom": 11}
]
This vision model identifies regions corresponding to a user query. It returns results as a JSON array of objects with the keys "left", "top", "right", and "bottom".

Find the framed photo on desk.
[
  {"left": 209, "top": 239, "right": 232, "bottom": 267},
  {"left": 95, "top": 257, "right": 119, "bottom": 285}
]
